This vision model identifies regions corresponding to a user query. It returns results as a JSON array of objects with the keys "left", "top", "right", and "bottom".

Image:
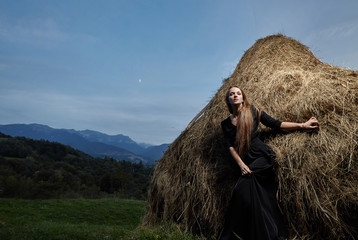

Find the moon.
[{"left": 138, "top": 79, "right": 142, "bottom": 83}]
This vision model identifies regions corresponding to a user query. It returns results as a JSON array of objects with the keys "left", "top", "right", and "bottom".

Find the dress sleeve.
[{"left": 260, "top": 111, "right": 282, "bottom": 130}]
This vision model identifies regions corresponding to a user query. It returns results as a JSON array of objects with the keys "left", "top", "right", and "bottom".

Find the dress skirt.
[{"left": 217, "top": 156, "right": 288, "bottom": 240}]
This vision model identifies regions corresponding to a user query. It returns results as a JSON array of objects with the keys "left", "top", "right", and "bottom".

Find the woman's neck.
[{"left": 232, "top": 103, "right": 244, "bottom": 116}]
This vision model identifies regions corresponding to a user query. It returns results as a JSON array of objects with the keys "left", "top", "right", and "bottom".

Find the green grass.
[{"left": 0, "top": 198, "right": 209, "bottom": 240}]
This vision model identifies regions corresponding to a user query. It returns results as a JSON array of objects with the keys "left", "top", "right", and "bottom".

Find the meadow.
[{"left": 0, "top": 198, "right": 208, "bottom": 240}]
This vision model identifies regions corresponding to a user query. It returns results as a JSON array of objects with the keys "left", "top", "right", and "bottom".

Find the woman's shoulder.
[
  {"left": 221, "top": 116, "right": 232, "bottom": 125},
  {"left": 221, "top": 116, "right": 235, "bottom": 134},
  {"left": 249, "top": 105, "right": 260, "bottom": 116},
  {"left": 250, "top": 105, "right": 259, "bottom": 112}
]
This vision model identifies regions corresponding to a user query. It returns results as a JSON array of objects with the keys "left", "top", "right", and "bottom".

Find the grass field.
[{"left": 0, "top": 198, "right": 208, "bottom": 240}]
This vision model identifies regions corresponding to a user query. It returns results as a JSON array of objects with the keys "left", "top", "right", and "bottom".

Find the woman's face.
[{"left": 228, "top": 87, "right": 243, "bottom": 105}]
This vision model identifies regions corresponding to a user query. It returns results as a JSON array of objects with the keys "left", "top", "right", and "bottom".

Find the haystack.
[{"left": 144, "top": 34, "right": 358, "bottom": 239}]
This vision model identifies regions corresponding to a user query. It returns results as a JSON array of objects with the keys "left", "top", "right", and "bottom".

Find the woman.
[{"left": 218, "top": 86, "right": 319, "bottom": 240}]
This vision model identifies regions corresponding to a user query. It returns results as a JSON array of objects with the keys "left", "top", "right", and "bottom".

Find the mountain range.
[{"left": 0, "top": 123, "right": 169, "bottom": 165}]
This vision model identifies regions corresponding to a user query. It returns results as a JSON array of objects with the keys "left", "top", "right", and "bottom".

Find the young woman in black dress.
[{"left": 218, "top": 86, "right": 319, "bottom": 240}]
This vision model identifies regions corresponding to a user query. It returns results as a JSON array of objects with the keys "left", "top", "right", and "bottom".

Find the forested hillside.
[{"left": 0, "top": 132, "right": 153, "bottom": 199}]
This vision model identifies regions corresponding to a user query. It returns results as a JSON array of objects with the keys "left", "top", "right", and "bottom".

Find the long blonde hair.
[{"left": 225, "top": 86, "right": 253, "bottom": 158}]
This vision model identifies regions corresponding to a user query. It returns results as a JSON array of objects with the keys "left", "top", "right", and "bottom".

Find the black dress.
[{"left": 218, "top": 106, "right": 288, "bottom": 240}]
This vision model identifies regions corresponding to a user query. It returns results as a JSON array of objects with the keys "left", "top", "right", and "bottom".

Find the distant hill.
[
  {"left": 71, "top": 129, "right": 145, "bottom": 154},
  {"left": 140, "top": 144, "right": 170, "bottom": 161},
  {"left": 0, "top": 124, "right": 169, "bottom": 165}
]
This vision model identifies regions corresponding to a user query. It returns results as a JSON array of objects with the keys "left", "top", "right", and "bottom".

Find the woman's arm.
[
  {"left": 280, "top": 117, "right": 320, "bottom": 131},
  {"left": 229, "top": 146, "right": 252, "bottom": 176}
]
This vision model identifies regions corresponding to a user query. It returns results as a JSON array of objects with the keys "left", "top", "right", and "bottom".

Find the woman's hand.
[
  {"left": 302, "top": 117, "right": 320, "bottom": 130},
  {"left": 228, "top": 146, "right": 253, "bottom": 176},
  {"left": 240, "top": 163, "right": 253, "bottom": 176}
]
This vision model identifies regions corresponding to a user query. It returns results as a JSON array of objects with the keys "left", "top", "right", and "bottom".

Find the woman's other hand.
[
  {"left": 240, "top": 163, "right": 253, "bottom": 176},
  {"left": 302, "top": 117, "right": 320, "bottom": 130}
]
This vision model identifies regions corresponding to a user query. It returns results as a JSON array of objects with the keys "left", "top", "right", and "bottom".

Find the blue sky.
[{"left": 1, "top": 0, "right": 357, "bottom": 145}]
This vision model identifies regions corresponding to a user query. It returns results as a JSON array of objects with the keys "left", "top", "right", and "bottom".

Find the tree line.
[{"left": 0, "top": 132, "right": 154, "bottom": 200}]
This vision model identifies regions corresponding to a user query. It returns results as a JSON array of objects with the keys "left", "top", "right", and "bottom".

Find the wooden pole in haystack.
[{"left": 143, "top": 34, "right": 358, "bottom": 240}]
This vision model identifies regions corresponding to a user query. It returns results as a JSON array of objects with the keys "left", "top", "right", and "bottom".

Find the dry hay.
[{"left": 144, "top": 34, "right": 358, "bottom": 239}]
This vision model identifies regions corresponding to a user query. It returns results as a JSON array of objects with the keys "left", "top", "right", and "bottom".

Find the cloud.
[
  {"left": 303, "top": 18, "right": 358, "bottom": 69},
  {"left": 0, "top": 18, "right": 66, "bottom": 44},
  {"left": 0, "top": 63, "right": 9, "bottom": 71},
  {"left": 307, "top": 19, "right": 358, "bottom": 41},
  {"left": 0, "top": 16, "right": 96, "bottom": 48}
]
